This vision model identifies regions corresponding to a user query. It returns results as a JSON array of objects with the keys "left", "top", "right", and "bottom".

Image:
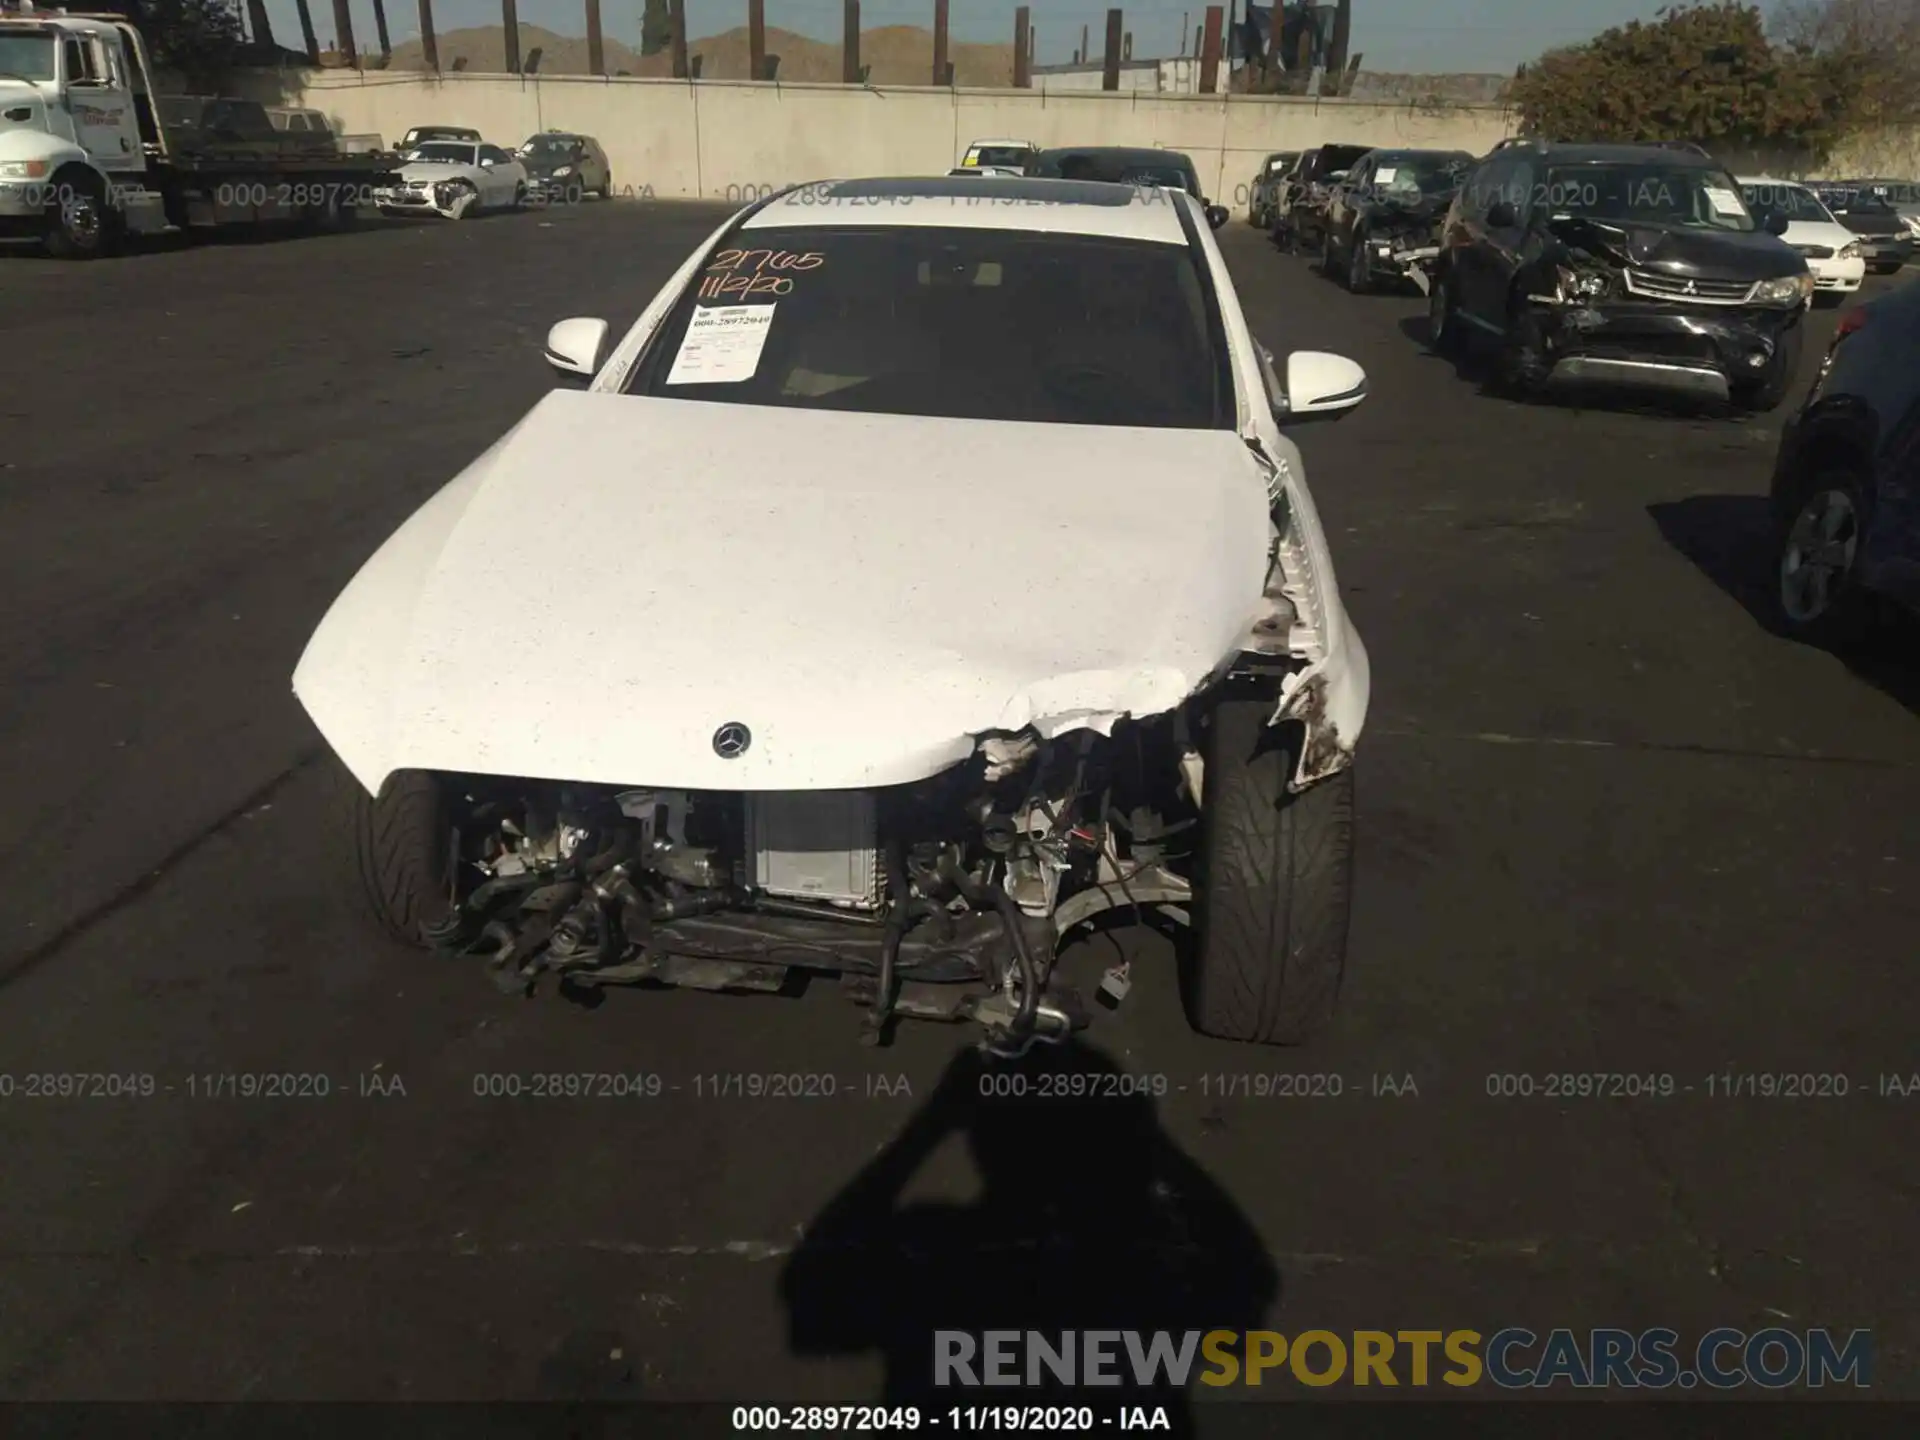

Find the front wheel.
[
  {"left": 1427, "top": 267, "right": 1462, "bottom": 355},
  {"left": 1345, "top": 230, "right": 1372, "bottom": 293},
  {"left": 1496, "top": 298, "right": 1551, "bottom": 397},
  {"left": 330, "top": 761, "right": 457, "bottom": 948},
  {"left": 1772, "top": 468, "right": 1878, "bottom": 649},
  {"left": 44, "top": 174, "right": 119, "bottom": 259},
  {"left": 1186, "top": 700, "right": 1355, "bottom": 1047}
]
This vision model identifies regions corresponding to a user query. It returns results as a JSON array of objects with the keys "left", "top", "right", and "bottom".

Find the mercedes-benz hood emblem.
[{"left": 712, "top": 722, "right": 752, "bottom": 759}]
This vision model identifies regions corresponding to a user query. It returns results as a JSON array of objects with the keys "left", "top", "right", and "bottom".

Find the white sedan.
[
  {"left": 294, "top": 175, "right": 1372, "bottom": 1056},
  {"left": 1740, "top": 176, "right": 1867, "bottom": 301},
  {"left": 375, "top": 140, "right": 528, "bottom": 219}
]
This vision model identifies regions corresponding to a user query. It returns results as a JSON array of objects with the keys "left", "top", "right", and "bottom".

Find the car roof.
[
  {"left": 968, "top": 138, "right": 1037, "bottom": 145},
  {"left": 1499, "top": 143, "right": 1721, "bottom": 166},
  {"left": 1038, "top": 146, "right": 1196, "bottom": 167},
  {"left": 1365, "top": 148, "right": 1473, "bottom": 160},
  {"left": 1736, "top": 175, "right": 1812, "bottom": 187},
  {"left": 741, "top": 177, "right": 1195, "bottom": 244}
]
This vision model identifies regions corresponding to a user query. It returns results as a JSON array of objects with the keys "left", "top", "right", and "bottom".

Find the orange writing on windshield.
[{"left": 699, "top": 249, "right": 826, "bottom": 301}]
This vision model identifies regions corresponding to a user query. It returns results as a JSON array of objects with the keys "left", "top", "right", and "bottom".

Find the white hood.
[
  {"left": 295, "top": 391, "right": 1273, "bottom": 793},
  {"left": 1779, "top": 217, "right": 1859, "bottom": 252},
  {"left": 397, "top": 158, "right": 481, "bottom": 184}
]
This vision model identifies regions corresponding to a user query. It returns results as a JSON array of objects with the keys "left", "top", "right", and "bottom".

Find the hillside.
[{"left": 383, "top": 23, "right": 1017, "bottom": 85}]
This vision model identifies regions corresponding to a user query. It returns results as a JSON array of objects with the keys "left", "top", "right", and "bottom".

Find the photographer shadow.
[{"left": 778, "top": 1039, "right": 1279, "bottom": 1426}]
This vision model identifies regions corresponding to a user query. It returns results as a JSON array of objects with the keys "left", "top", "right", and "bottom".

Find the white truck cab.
[
  {"left": 1, "top": 3, "right": 394, "bottom": 256},
  {"left": 0, "top": 5, "right": 169, "bottom": 251},
  {"left": 0, "top": 6, "right": 170, "bottom": 249}
]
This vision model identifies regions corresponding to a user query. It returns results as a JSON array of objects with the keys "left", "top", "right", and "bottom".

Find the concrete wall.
[{"left": 251, "top": 70, "right": 1519, "bottom": 214}]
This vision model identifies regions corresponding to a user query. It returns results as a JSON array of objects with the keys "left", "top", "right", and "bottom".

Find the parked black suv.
[
  {"left": 1271, "top": 142, "right": 1373, "bottom": 251},
  {"left": 1769, "top": 278, "right": 1920, "bottom": 645},
  {"left": 1427, "top": 142, "right": 1812, "bottom": 411},
  {"left": 1319, "top": 148, "right": 1474, "bottom": 293}
]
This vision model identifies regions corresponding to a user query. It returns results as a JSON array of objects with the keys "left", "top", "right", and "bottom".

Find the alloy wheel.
[{"left": 1779, "top": 488, "right": 1861, "bottom": 623}]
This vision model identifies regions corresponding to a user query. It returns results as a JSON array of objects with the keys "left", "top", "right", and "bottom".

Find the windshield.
[
  {"left": 1543, "top": 163, "right": 1755, "bottom": 231},
  {"left": 410, "top": 143, "right": 477, "bottom": 164},
  {"left": 1315, "top": 146, "right": 1371, "bottom": 178},
  {"left": 1370, "top": 154, "right": 1471, "bottom": 197},
  {"left": 1740, "top": 182, "right": 1834, "bottom": 226},
  {"left": 0, "top": 32, "right": 56, "bottom": 80},
  {"left": 968, "top": 145, "right": 1032, "bottom": 169},
  {"left": 1819, "top": 186, "right": 1898, "bottom": 216},
  {"left": 521, "top": 136, "right": 579, "bottom": 159},
  {"left": 630, "top": 226, "right": 1231, "bottom": 430}
]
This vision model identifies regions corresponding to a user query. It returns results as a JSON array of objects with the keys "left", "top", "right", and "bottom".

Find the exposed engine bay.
[{"left": 422, "top": 718, "right": 1211, "bottom": 1058}]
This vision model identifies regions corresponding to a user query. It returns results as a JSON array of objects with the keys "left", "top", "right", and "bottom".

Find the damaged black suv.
[{"left": 1428, "top": 142, "right": 1813, "bottom": 410}]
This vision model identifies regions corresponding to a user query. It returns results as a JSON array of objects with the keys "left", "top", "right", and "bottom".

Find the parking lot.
[{"left": 1, "top": 202, "right": 1916, "bottom": 1403}]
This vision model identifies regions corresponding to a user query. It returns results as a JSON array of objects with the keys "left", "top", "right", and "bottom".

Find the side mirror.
[
  {"left": 545, "top": 317, "right": 610, "bottom": 382},
  {"left": 1764, "top": 211, "right": 1791, "bottom": 236},
  {"left": 1205, "top": 203, "right": 1229, "bottom": 229},
  {"left": 1279, "top": 351, "right": 1368, "bottom": 423},
  {"left": 1486, "top": 199, "right": 1518, "bottom": 229}
]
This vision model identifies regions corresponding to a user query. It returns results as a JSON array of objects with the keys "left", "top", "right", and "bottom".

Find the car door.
[
  {"left": 1478, "top": 155, "right": 1534, "bottom": 323},
  {"left": 477, "top": 145, "right": 518, "bottom": 204},
  {"left": 1327, "top": 155, "right": 1372, "bottom": 255},
  {"left": 1455, "top": 156, "right": 1521, "bottom": 325},
  {"left": 1859, "top": 302, "right": 1920, "bottom": 609}
]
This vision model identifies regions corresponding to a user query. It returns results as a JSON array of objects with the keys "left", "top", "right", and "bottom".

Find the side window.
[
  {"left": 480, "top": 145, "right": 510, "bottom": 165},
  {"left": 1462, "top": 158, "right": 1508, "bottom": 220},
  {"left": 86, "top": 37, "right": 120, "bottom": 86},
  {"left": 1504, "top": 159, "right": 1535, "bottom": 222},
  {"left": 63, "top": 38, "right": 97, "bottom": 84}
]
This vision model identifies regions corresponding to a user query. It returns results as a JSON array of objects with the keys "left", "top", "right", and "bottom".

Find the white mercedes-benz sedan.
[{"left": 294, "top": 174, "right": 1372, "bottom": 1056}]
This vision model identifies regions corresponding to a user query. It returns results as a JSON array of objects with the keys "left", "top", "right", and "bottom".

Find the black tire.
[
  {"left": 331, "top": 760, "right": 456, "bottom": 948},
  {"left": 1770, "top": 465, "right": 1879, "bottom": 650},
  {"left": 597, "top": 172, "right": 613, "bottom": 199},
  {"left": 1319, "top": 227, "right": 1340, "bottom": 277},
  {"left": 1187, "top": 700, "right": 1355, "bottom": 1047},
  {"left": 43, "top": 172, "right": 119, "bottom": 259},
  {"left": 562, "top": 179, "right": 583, "bottom": 207},
  {"left": 1732, "top": 322, "right": 1803, "bottom": 413},
  {"left": 1345, "top": 228, "right": 1372, "bottom": 293},
  {"left": 1496, "top": 294, "right": 1551, "bottom": 397},
  {"left": 512, "top": 182, "right": 529, "bottom": 211},
  {"left": 1871, "top": 262, "right": 1902, "bottom": 275},
  {"left": 1427, "top": 266, "right": 1462, "bottom": 355},
  {"left": 443, "top": 180, "right": 478, "bottom": 219},
  {"left": 306, "top": 186, "right": 359, "bottom": 234}
]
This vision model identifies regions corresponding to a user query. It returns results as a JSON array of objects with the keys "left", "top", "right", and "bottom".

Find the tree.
[
  {"left": 85, "top": 0, "right": 245, "bottom": 81},
  {"left": 641, "top": 0, "right": 673, "bottom": 56},
  {"left": 1508, "top": 3, "right": 1864, "bottom": 158},
  {"left": 1771, "top": 0, "right": 1919, "bottom": 126}
]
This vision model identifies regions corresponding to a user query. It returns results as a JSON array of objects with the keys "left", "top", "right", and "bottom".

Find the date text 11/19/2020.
[{"left": 731, "top": 1405, "right": 1174, "bottom": 1432}]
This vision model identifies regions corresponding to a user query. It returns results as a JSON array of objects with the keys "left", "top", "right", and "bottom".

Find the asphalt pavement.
[{"left": 1, "top": 204, "right": 1916, "bottom": 1405}]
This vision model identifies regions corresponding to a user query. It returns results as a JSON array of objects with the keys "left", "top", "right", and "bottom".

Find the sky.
[{"left": 260, "top": 0, "right": 1683, "bottom": 76}]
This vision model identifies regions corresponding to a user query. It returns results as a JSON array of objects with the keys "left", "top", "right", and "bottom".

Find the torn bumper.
[
  {"left": 1529, "top": 300, "right": 1803, "bottom": 402},
  {"left": 1365, "top": 234, "right": 1442, "bottom": 292}
]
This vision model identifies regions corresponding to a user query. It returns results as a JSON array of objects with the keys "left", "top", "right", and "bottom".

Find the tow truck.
[{"left": 0, "top": 3, "right": 398, "bottom": 256}]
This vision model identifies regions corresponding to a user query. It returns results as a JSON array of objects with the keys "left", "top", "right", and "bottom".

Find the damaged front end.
[
  {"left": 1360, "top": 200, "right": 1450, "bottom": 294},
  {"left": 1517, "top": 217, "right": 1811, "bottom": 401},
  {"left": 415, "top": 717, "right": 1214, "bottom": 1059}
]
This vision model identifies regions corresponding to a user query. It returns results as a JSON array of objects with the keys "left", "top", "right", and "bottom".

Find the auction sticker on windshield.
[
  {"left": 1704, "top": 185, "right": 1746, "bottom": 216},
  {"left": 666, "top": 305, "right": 776, "bottom": 385},
  {"left": 1373, "top": 167, "right": 1398, "bottom": 184}
]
